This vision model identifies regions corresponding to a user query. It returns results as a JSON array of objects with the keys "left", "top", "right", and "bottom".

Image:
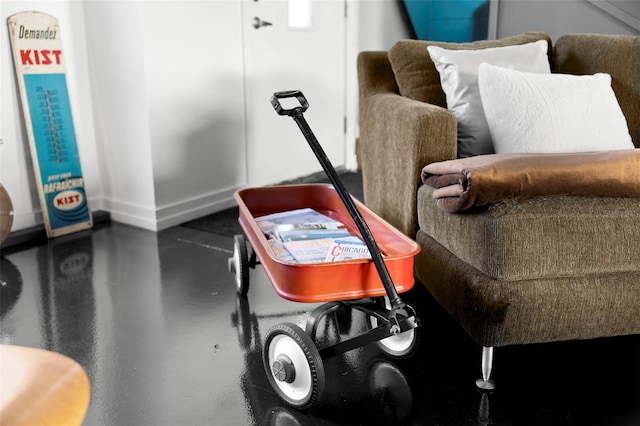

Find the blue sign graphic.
[{"left": 24, "top": 73, "right": 90, "bottom": 231}]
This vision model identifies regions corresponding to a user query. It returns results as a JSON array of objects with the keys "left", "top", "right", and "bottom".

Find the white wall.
[
  {"left": 137, "top": 1, "right": 246, "bottom": 229},
  {"left": 82, "top": 1, "right": 157, "bottom": 230},
  {"left": 356, "top": 0, "right": 412, "bottom": 51},
  {"left": 494, "top": 0, "right": 640, "bottom": 41},
  {"left": 83, "top": 1, "right": 246, "bottom": 231}
]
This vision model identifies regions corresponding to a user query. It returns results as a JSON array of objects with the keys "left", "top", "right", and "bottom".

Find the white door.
[{"left": 242, "top": 0, "right": 346, "bottom": 186}]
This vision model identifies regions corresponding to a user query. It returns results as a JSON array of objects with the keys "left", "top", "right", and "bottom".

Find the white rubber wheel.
[
  {"left": 228, "top": 234, "right": 249, "bottom": 296},
  {"left": 263, "top": 323, "right": 325, "bottom": 409},
  {"left": 369, "top": 297, "right": 419, "bottom": 359}
]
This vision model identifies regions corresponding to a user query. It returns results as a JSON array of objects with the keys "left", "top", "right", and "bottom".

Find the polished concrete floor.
[{"left": 1, "top": 221, "right": 639, "bottom": 425}]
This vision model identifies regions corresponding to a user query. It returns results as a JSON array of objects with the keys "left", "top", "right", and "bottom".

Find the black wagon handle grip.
[{"left": 271, "top": 90, "right": 309, "bottom": 116}]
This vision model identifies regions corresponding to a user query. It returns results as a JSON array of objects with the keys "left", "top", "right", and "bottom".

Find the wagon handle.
[
  {"left": 270, "top": 90, "right": 406, "bottom": 314},
  {"left": 271, "top": 90, "right": 309, "bottom": 116}
]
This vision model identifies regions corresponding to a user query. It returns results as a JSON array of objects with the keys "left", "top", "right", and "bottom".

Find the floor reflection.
[
  {"left": 477, "top": 392, "right": 491, "bottom": 426},
  {"left": 0, "top": 257, "right": 22, "bottom": 320},
  {"left": 36, "top": 232, "right": 97, "bottom": 370}
]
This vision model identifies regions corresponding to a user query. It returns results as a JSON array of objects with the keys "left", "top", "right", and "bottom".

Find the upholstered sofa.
[{"left": 357, "top": 32, "right": 640, "bottom": 388}]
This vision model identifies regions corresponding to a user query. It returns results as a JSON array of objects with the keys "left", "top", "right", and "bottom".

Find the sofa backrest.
[
  {"left": 554, "top": 34, "right": 640, "bottom": 148},
  {"left": 387, "top": 32, "right": 552, "bottom": 108}
]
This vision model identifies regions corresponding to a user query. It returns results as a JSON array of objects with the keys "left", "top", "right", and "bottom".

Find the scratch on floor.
[{"left": 176, "top": 237, "right": 233, "bottom": 254}]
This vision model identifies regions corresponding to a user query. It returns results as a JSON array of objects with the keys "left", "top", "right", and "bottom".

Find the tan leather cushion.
[
  {"left": 417, "top": 185, "right": 640, "bottom": 281},
  {"left": 388, "top": 32, "right": 551, "bottom": 108}
]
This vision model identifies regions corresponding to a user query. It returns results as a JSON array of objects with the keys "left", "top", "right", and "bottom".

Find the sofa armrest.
[{"left": 358, "top": 85, "right": 456, "bottom": 237}]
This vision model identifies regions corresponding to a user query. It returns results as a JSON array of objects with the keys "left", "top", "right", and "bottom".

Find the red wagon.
[{"left": 227, "top": 91, "right": 421, "bottom": 410}]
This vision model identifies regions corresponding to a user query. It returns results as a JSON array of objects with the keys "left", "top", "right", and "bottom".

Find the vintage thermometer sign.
[{"left": 7, "top": 11, "right": 92, "bottom": 238}]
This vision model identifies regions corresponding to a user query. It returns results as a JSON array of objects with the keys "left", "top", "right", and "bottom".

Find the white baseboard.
[
  {"left": 103, "top": 185, "right": 240, "bottom": 231},
  {"left": 9, "top": 210, "right": 43, "bottom": 232},
  {"left": 154, "top": 186, "right": 239, "bottom": 231},
  {"left": 102, "top": 198, "right": 158, "bottom": 231}
]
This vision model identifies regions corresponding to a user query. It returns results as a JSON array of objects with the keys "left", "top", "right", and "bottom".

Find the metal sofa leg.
[{"left": 476, "top": 346, "right": 496, "bottom": 391}]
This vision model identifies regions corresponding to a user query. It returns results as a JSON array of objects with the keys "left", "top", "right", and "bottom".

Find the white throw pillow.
[
  {"left": 427, "top": 40, "right": 550, "bottom": 158},
  {"left": 478, "top": 63, "right": 634, "bottom": 154}
]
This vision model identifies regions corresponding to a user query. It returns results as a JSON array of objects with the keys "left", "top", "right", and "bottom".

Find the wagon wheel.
[
  {"left": 263, "top": 323, "right": 325, "bottom": 410},
  {"left": 369, "top": 297, "right": 419, "bottom": 359},
  {"left": 228, "top": 234, "right": 250, "bottom": 296}
]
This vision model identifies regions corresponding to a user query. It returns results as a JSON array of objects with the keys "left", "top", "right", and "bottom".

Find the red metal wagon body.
[{"left": 235, "top": 183, "right": 420, "bottom": 303}]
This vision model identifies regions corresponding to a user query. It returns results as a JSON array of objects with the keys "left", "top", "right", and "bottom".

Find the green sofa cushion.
[
  {"left": 388, "top": 32, "right": 551, "bottom": 108},
  {"left": 417, "top": 185, "right": 640, "bottom": 281},
  {"left": 415, "top": 230, "right": 640, "bottom": 347}
]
